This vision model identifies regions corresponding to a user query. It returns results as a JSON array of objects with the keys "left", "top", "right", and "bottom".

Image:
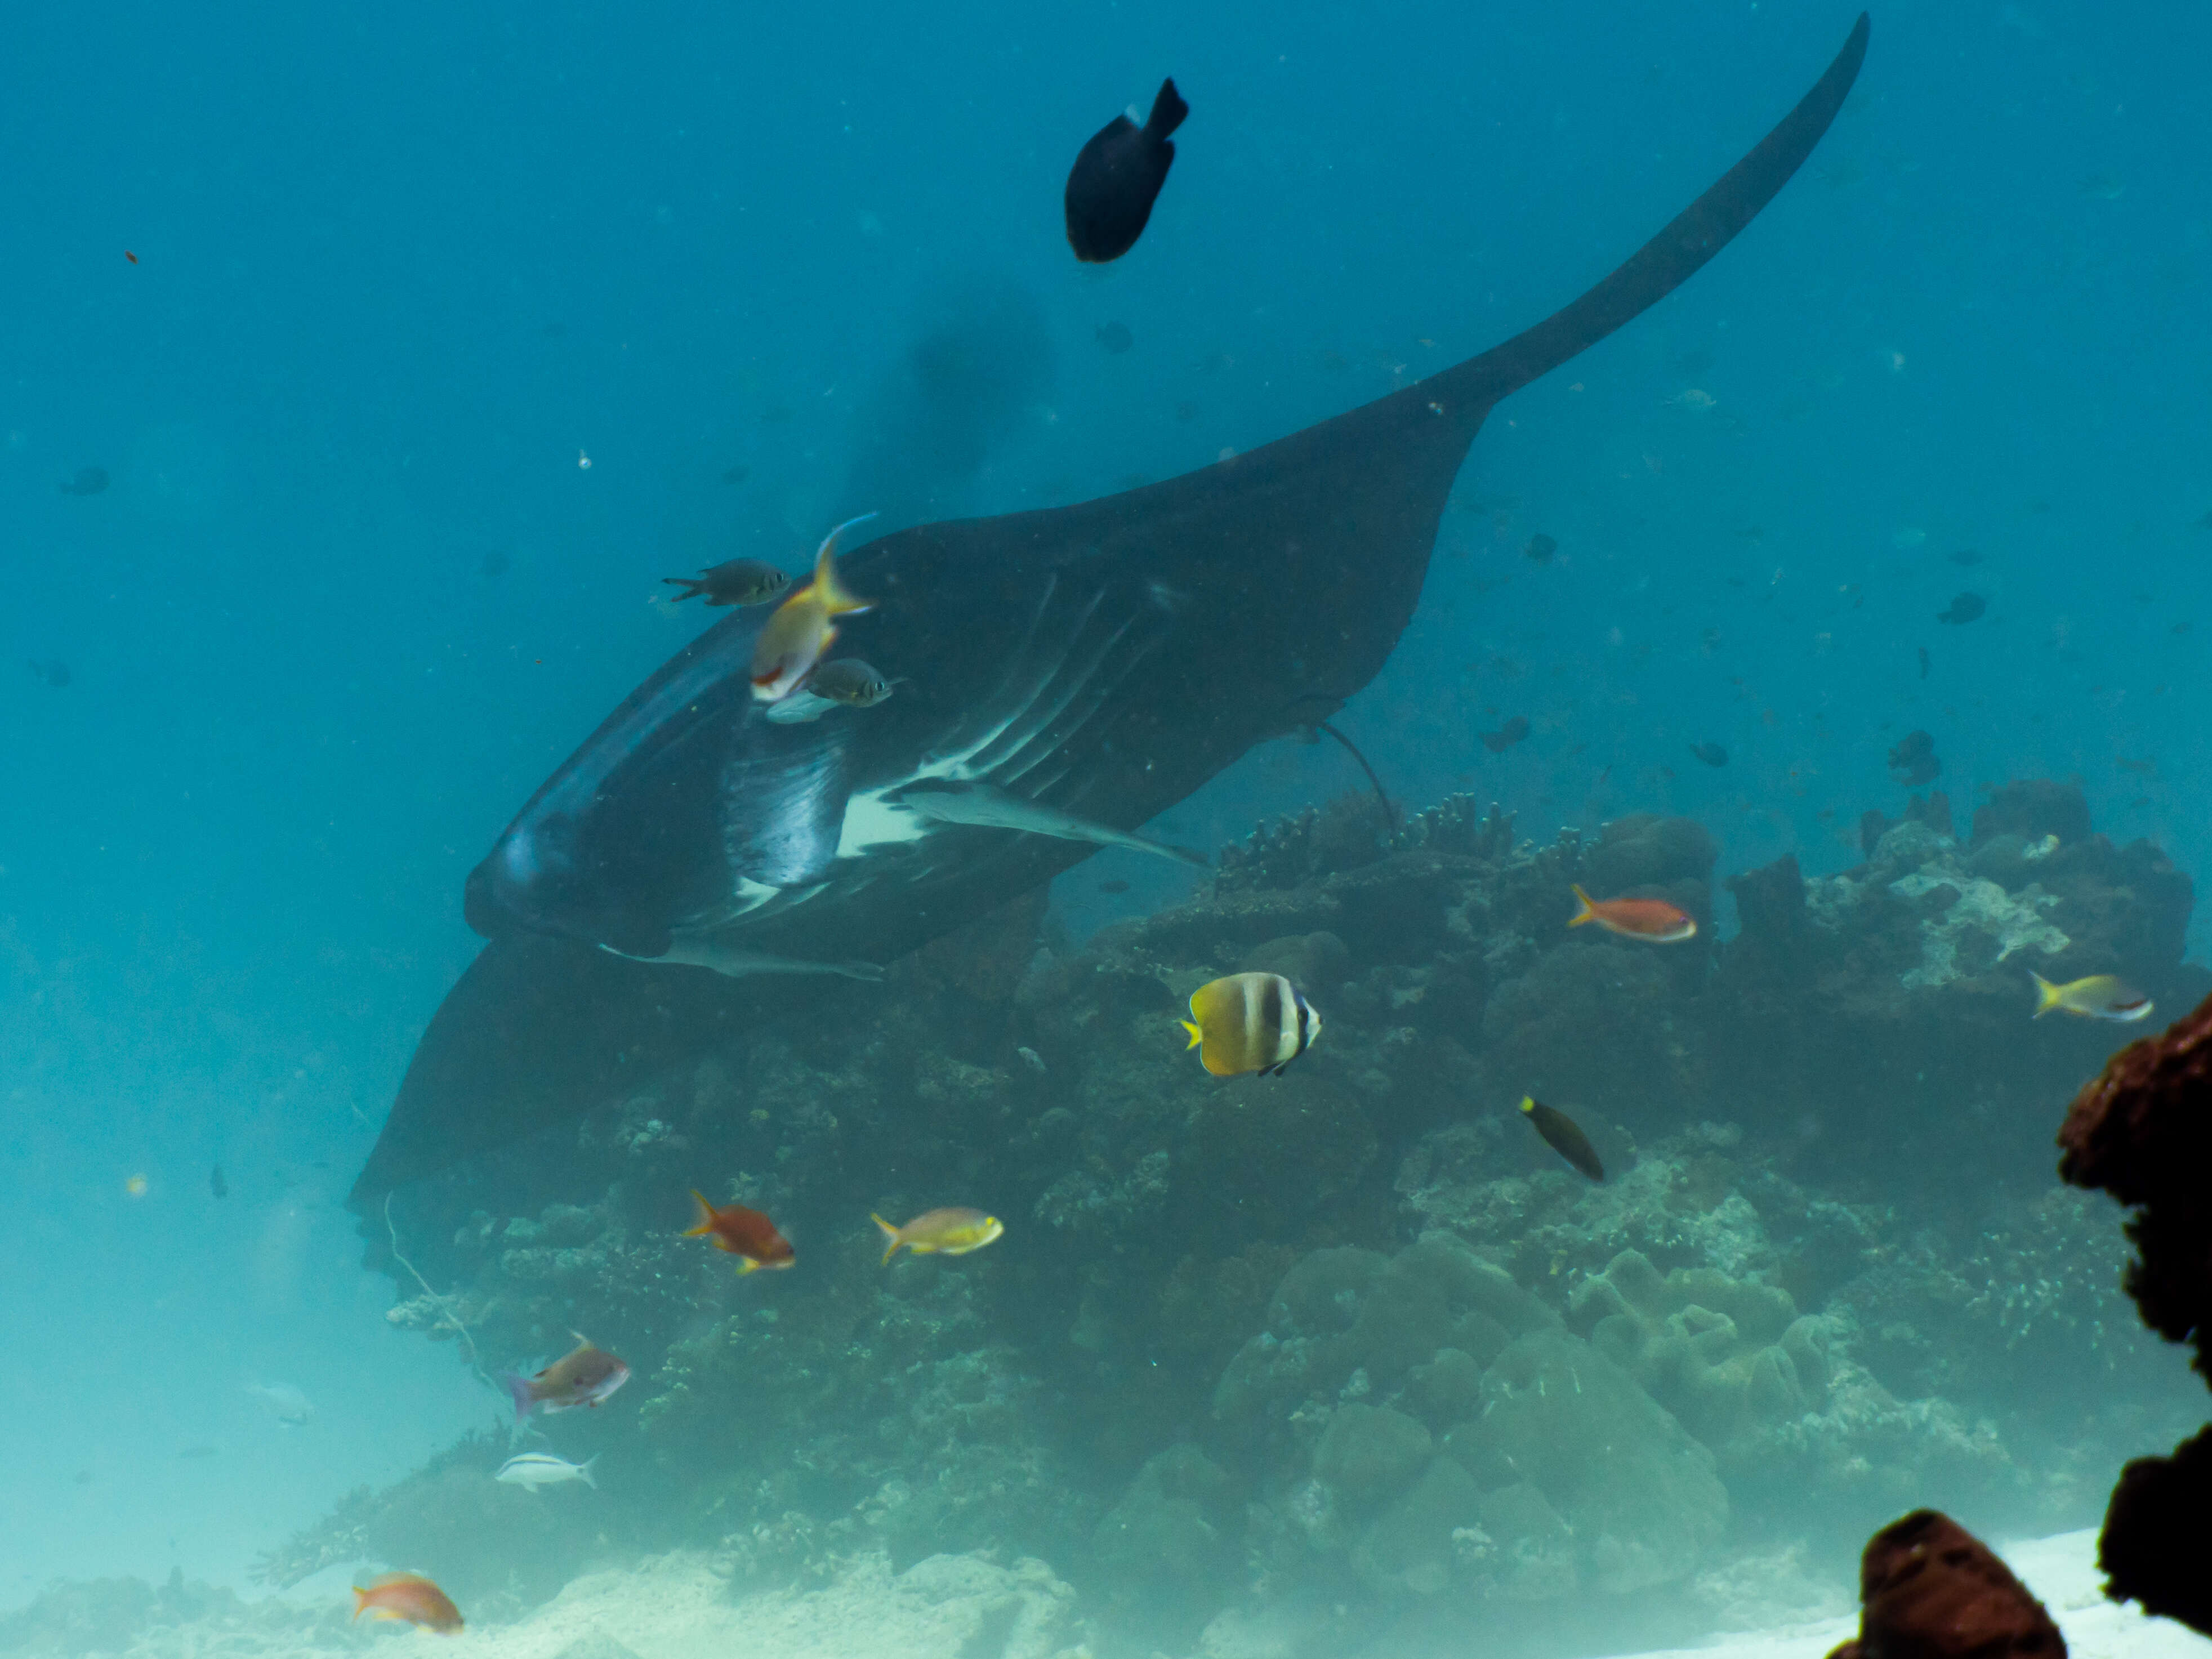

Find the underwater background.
[{"left": 4, "top": 0, "right": 2211, "bottom": 1654}]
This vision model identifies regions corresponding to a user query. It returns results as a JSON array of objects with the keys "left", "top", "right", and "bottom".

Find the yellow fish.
[
  {"left": 873, "top": 1207, "right": 1005, "bottom": 1266},
  {"left": 1180, "top": 973, "right": 1322, "bottom": 1078},
  {"left": 2031, "top": 971, "right": 2152, "bottom": 1023},
  {"left": 750, "top": 515, "right": 876, "bottom": 702}
]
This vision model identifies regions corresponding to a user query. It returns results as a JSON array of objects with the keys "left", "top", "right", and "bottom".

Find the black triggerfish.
[{"left": 1065, "top": 78, "right": 1188, "bottom": 262}]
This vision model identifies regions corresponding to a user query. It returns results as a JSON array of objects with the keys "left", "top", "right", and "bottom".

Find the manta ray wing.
[{"left": 353, "top": 15, "right": 1869, "bottom": 1206}]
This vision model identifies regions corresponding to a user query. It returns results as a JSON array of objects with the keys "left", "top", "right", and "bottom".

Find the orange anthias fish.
[
  {"left": 749, "top": 515, "right": 875, "bottom": 702},
  {"left": 502, "top": 1335, "right": 630, "bottom": 1424},
  {"left": 1568, "top": 884, "right": 1697, "bottom": 942},
  {"left": 351, "top": 1572, "right": 463, "bottom": 1634},
  {"left": 683, "top": 1189, "right": 796, "bottom": 1274}
]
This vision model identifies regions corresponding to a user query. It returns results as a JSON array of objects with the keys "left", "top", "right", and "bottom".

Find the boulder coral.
[
  {"left": 1569, "top": 1247, "right": 1833, "bottom": 1462},
  {"left": 1219, "top": 1234, "right": 1728, "bottom": 1602},
  {"left": 1439, "top": 1328, "right": 1727, "bottom": 1595},
  {"left": 1091, "top": 1444, "right": 1242, "bottom": 1629}
]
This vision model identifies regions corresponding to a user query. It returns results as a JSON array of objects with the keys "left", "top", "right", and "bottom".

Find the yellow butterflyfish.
[{"left": 1179, "top": 973, "right": 1322, "bottom": 1078}]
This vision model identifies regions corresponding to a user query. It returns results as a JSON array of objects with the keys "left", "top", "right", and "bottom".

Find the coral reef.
[
  {"left": 1825, "top": 1509, "right": 2063, "bottom": 1659},
  {"left": 249, "top": 776, "right": 2205, "bottom": 1656},
  {"left": 1713, "top": 782, "right": 2205, "bottom": 1210}
]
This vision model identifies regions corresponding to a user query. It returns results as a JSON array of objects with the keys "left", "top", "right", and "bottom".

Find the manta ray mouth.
[{"left": 354, "top": 15, "right": 1871, "bottom": 1207}]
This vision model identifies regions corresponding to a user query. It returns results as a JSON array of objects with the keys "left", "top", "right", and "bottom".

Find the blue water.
[{"left": 3, "top": 0, "right": 2207, "bottom": 1616}]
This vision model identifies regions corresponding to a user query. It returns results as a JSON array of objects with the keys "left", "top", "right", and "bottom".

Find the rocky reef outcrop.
[
  {"left": 1825, "top": 1509, "right": 2064, "bottom": 1659},
  {"left": 2057, "top": 986, "right": 2212, "bottom": 1638},
  {"left": 256, "top": 778, "right": 2205, "bottom": 1656}
]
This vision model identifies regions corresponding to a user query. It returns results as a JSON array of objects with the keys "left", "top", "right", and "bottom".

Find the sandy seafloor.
[{"left": 55, "top": 1528, "right": 2209, "bottom": 1659}]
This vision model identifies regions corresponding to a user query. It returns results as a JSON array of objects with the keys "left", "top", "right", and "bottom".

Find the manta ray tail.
[{"left": 1436, "top": 13, "right": 1869, "bottom": 414}]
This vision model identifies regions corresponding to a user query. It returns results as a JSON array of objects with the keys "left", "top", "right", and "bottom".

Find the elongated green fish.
[
  {"left": 1519, "top": 1096, "right": 1604, "bottom": 1182},
  {"left": 872, "top": 1207, "right": 1004, "bottom": 1266},
  {"left": 2031, "top": 971, "right": 2152, "bottom": 1023}
]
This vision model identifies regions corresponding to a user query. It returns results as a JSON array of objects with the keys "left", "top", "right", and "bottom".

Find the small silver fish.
[{"left": 495, "top": 1452, "right": 598, "bottom": 1492}]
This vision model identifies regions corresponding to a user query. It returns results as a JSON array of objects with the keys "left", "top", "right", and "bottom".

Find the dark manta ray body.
[{"left": 353, "top": 17, "right": 1870, "bottom": 1205}]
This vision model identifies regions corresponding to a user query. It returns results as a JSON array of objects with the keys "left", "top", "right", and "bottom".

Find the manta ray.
[{"left": 350, "top": 15, "right": 1871, "bottom": 1206}]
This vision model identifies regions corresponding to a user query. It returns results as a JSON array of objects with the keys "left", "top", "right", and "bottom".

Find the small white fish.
[
  {"left": 496, "top": 1452, "right": 598, "bottom": 1492},
  {"left": 1017, "top": 1046, "right": 1046, "bottom": 1074},
  {"left": 761, "top": 690, "right": 840, "bottom": 725},
  {"left": 896, "top": 781, "right": 1207, "bottom": 868},
  {"left": 246, "top": 1382, "right": 316, "bottom": 1426}
]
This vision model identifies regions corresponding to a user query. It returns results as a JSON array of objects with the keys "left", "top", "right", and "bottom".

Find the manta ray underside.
[{"left": 350, "top": 15, "right": 1870, "bottom": 1207}]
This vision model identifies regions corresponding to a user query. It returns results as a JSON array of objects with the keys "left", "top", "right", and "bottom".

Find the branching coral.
[{"left": 382, "top": 1192, "right": 485, "bottom": 1372}]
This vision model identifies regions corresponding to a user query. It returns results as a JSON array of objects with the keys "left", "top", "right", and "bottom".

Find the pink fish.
[{"left": 501, "top": 1335, "right": 630, "bottom": 1423}]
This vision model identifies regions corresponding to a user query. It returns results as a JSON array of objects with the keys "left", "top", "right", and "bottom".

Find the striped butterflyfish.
[{"left": 1180, "top": 973, "right": 1322, "bottom": 1078}]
